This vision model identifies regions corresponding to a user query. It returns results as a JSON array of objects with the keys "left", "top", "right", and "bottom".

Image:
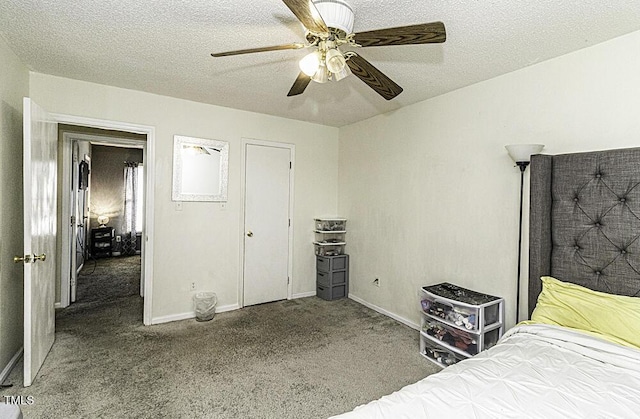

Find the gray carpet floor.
[{"left": 5, "top": 256, "right": 440, "bottom": 418}]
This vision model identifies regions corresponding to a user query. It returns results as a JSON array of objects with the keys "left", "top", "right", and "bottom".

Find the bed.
[{"left": 332, "top": 148, "right": 640, "bottom": 418}]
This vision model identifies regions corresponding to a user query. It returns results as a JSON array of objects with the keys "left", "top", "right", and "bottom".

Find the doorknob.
[
  {"left": 14, "top": 255, "right": 32, "bottom": 264},
  {"left": 247, "top": 231, "right": 253, "bottom": 237},
  {"left": 33, "top": 253, "right": 47, "bottom": 262}
]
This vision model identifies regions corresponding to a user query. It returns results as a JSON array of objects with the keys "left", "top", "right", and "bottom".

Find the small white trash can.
[{"left": 193, "top": 292, "right": 217, "bottom": 322}]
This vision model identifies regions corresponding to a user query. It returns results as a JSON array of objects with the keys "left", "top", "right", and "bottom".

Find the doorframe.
[
  {"left": 52, "top": 113, "right": 155, "bottom": 326},
  {"left": 59, "top": 132, "right": 80, "bottom": 308},
  {"left": 239, "top": 138, "right": 295, "bottom": 308},
  {"left": 60, "top": 132, "right": 145, "bottom": 304}
]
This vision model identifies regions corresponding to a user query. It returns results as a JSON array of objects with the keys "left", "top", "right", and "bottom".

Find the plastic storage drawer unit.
[
  {"left": 316, "top": 254, "right": 349, "bottom": 301},
  {"left": 317, "top": 255, "right": 348, "bottom": 272},
  {"left": 419, "top": 283, "right": 504, "bottom": 368},
  {"left": 317, "top": 270, "right": 347, "bottom": 287},
  {"left": 317, "top": 284, "right": 346, "bottom": 300},
  {"left": 420, "top": 283, "right": 502, "bottom": 331},
  {"left": 314, "top": 218, "right": 346, "bottom": 232},
  {"left": 421, "top": 337, "right": 466, "bottom": 367}
]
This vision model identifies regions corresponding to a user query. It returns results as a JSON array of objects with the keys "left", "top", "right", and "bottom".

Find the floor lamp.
[{"left": 505, "top": 144, "right": 545, "bottom": 322}]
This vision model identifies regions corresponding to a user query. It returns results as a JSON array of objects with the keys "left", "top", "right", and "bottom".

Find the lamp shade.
[
  {"left": 97, "top": 215, "right": 109, "bottom": 226},
  {"left": 311, "top": 62, "right": 329, "bottom": 83},
  {"left": 325, "top": 48, "right": 346, "bottom": 73},
  {"left": 331, "top": 64, "right": 351, "bottom": 81},
  {"left": 299, "top": 51, "right": 321, "bottom": 77},
  {"left": 505, "top": 144, "right": 545, "bottom": 163}
]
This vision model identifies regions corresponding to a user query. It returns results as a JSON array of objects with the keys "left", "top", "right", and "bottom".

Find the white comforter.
[{"left": 331, "top": 324, "right": 640, "bottom": 418}]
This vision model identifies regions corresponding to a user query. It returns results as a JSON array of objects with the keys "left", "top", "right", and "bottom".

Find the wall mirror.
[{"left": 172, "top": 135, "right": 229, "bottom": 202}]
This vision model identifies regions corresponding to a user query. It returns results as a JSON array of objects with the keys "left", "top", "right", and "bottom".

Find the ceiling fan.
[{"left": 211, "top": 0, "right": 446, "bottom": 100}]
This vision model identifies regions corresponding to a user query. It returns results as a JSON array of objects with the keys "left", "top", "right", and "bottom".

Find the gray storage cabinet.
[{"left": 316, "top": 254, "right": 349, "bottom": 300}]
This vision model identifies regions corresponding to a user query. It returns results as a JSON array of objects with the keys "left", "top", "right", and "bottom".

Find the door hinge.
[
  {"left": 288, "top": 277, "right": 290, "bottom": 284},
  {"left": 288, "top": 219, "right": 291, "bottom": 227},
  {"left": 289, "top": 161, "right": 292, "bottom": 169},
  {"left": 70, "top": 215, "right": 76, "bottom": 226}
]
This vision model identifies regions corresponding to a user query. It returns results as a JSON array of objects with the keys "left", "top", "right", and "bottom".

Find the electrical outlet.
[
  {"left": 373, "top": 278, "right": 380, "bottom": 287},
  {"left": 190, "top": 282, "right": 196, "bottom": 291},
  {"left": 115, "top": 235, "right": 121, "bottom": 243}
]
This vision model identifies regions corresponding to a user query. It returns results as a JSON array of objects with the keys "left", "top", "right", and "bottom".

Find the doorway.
[
  {"left": 242, "top": 139, "right": 294, "bottom": 306},
  {"left": 60, "top": 131, "right": 147, "bottom": 313},
  {"left": 54, "top": 114, "right": 156, "bottom": 327}
]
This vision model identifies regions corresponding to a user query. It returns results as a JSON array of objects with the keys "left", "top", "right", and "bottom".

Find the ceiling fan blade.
[
  {"left": 282, "top": 0, "right": 329, "bottom": 35},
  {"left": 346, "top": 53, "right": 403, "bottom": 100},
  {"left": 211, "top": 43, "right": 305, "bottom": 57},
  {"left": 287, "top": 72, "right": 312, "bottom": 97},
  {"left": 354, "top": 22, "right": 446, "bottom": 47}
]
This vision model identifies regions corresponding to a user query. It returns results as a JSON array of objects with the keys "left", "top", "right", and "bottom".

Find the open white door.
[{"left": 22, "top": 98, "right": 58, "bottom": 387}]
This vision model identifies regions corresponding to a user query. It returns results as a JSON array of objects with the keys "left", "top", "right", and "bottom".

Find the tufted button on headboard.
[{"left": 528, "top": 148, "right": 640, "bottom": 318}]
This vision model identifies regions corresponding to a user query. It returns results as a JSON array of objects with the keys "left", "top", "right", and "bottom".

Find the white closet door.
[{"left": 243, "top": 144, "right": 291, "bottom": 306}]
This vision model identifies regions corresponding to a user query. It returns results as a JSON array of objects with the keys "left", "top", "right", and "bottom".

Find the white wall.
[
  {"left": 338, "top": 30, "right": 640, "bottom": 329},
  {"left": 30, "top": 73, "right": 339, "bottom": 321},
  {"left": 0, "top": 36, "right": 29, "bottom": 372}
]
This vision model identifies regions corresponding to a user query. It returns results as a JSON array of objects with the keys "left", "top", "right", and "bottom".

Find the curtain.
[{"left": 123, "top": 161, "right": 139, "bottom": 255}]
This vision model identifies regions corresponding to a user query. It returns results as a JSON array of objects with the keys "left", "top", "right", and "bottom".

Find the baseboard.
[
  {"left": 348, "top": 293, "right": 419, "bottom": 330},
  {"left": 151, "top": 303, "right": 241, "bottom": 325},
  {"left": 151, "top": 312, "right": 194, "bottom": 325},
  {"left": 215, "top": 303, "right": 241, "bottom": 313},
  {"left": 292, "top": 291, "right": 316, "bottom": 299},
  {"left": 0, "top": 347, "right": 23, "bottom": 384}
]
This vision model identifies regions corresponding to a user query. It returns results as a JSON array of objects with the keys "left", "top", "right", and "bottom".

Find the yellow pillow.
[{"left": 530, "top": 276, "right": 640, "bottom": 349}]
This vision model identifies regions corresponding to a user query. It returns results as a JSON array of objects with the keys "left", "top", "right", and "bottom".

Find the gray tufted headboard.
[{"left": 528, "top": 148, "right": 640, "bottom": 317}]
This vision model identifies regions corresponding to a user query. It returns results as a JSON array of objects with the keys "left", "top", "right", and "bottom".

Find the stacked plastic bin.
[{"left": 314, "top": 218, "right": 349, "bottom": 300}]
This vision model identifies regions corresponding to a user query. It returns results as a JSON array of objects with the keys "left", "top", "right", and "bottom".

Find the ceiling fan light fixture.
[
  {"left": 299, "top": 50, "right": 322, "bottom": 76},
  {"left": 212, "top": 0, "right": 446, "bottom": 100},
  {"left": 325, "top": 48, "right": 346, "bottom": 73},
  {"left": 313, "top": 0, "right": 354, "bottom": 35}
]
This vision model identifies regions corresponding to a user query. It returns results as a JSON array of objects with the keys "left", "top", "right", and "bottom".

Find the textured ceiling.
[{"left": 1, "top": 1, "right": 640, "bottom": 127}]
